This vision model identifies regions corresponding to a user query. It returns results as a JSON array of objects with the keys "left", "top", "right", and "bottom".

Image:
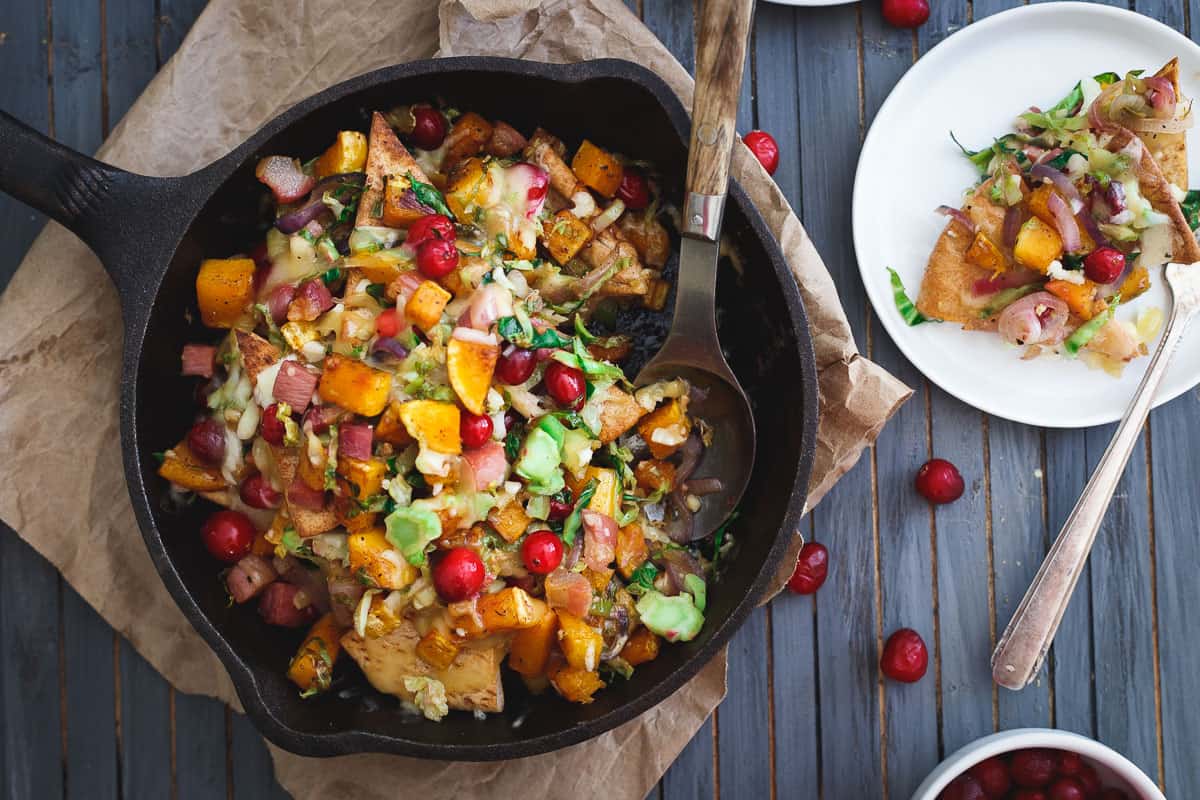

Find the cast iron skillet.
[{"left": 0, "top": 57, "right": 817, "bottom": 760}]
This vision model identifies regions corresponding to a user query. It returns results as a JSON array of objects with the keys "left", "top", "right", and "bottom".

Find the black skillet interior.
[{"left": 112, "top": 58, "right": 818, "bottom": 759}]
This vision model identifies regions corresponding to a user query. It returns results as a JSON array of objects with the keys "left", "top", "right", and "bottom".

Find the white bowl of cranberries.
[{"left": 911, "top": 728, "right": 1165, "bottom": 800}]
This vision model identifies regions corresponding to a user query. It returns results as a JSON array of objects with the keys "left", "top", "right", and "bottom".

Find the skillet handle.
[{"left": 0, "top": 109, "right": 175, "bottom": 296}]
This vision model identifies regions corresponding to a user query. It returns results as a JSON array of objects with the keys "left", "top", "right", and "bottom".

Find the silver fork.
[{"left": 991, "top": 261, "right": 1200, "bottom": 691}]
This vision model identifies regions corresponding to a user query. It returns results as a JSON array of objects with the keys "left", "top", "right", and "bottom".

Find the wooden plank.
[
  {"left": 175, "top": 692, "right": 228, "bottom": 800},
  {"left": 157, "top": 0, "right": 210, "bottom": 64},
  {"left": 231, "top": 712, "right": 291, "bottom": 800},
  {"left": 0, "top": 6, "right": 64, "bottom": 798},
  {"left": 103, "top": 0, "right": 157, "bottom": 127},
  {"left": 118, "top": 642, "right": 172, "bottom": 797},
  {"left": 793, "top": 7, "right": 883, "bottom": 797},
  {"left": 640, "top": 0, "right": 694, "bottom": 74},
  {"left": 753, "top": 7, "right": 820, "bottom": 800},
  {"left": 660, "top": 718, "right": 715, "bottom": 800}
]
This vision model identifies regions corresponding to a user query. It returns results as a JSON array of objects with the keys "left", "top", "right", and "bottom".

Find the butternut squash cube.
[
  {"left": 478, "top": 587, "right": 543, "bottom": 631},
  {"left": 567, "top": 466, "right": 619, "bottom": 519},
  {"left": 317, "top": 354, "right": 392, "bottom": 416},
  {"left": 634, "top": 459, "right": 676, "bottom": 492},
  {"left": 556, "top": 612, "right": 604, "bottom": 672},
  {"left": 637, "top": 399, "right": 691, "bottom": 459},
  {"left": 416, "top": 628, "right": 462, "bottom": 671},
  {"left": 404, "top": 279, "right": 452, "bottom": 331},
  {"left": 1118, "top": 265, "right": 1151, "bottom": 301},
  {"left": 615, "top": 521, "right": 649, "bottom": 580},
  {"left": 381, "top": 174, "right": 430, "bottom": 229},
  {"left": 375, "top": 401, "right": 414, "bottom": 446},
  {"left": 620, "top": 627, "right": 660, "bottom": 666},
  {"left": 446, "top": 336, "right": 499, "bottom": 415},
  {"left": 1045, "top": 279, "right": 1100, "bottom": 321},
  {"left": 342, "top": 252, "right": 404, "bottom": 284},
  {"left": 444, "top": 157, "right": 491, "bottom": 224},
  {"left": 544, "top": 209, "right": 594, "bottom": 265},
  {"left": 314, "top": 130, "right": 368, "bottom": 178},
  {"left": 441, "top": 112, "right": 494, "bottom": 172},
  {"left": 549, "top": 664, "right": 605, "bottom": 704},
  {"left": 287, "top": 613, "right": 342, "bottom": 694},
  {"left": 337, "top": 455, "right": 386, "bottom": 500},
  {"left": 964, "top": 232, "right": 1007, "bottom": 272},
  {"left": 298, "top": 449, "right": 327, "bottom": 491},
  {"left": 509, "top": 602, "right": 557, "bottom": 677},
  {"left": 398, "top": 400, "right": 461, "bottom": 454},
  {"left": 582, "top": 566, "right": 613, "bottom": 594},
  {"left": 196, "top": 258, "right": 255, "bottom": 328},
  {"left": 487, "top": 501, "right": 531, "bottom": 542},
  {"left": 158, "top": 440, "right": 227, "bottom": 492},
  {"left": 1013, "top": 217, "right": 1064, "bottom": 272},
  {"left": 570, "top": 140, "right": 624, "bottom": 198}
]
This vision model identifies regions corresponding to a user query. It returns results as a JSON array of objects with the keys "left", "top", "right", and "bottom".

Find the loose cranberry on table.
[
  {"left": 787, "top": 541, "right": 829, "bottom": 594},
  {"left": 460, "top": 411, "right": 494, "bottom": 449},
  {"left": 1083, "top": 246, "right": 1125, "bottom": 285},
  {"left": 882, "top": 0, "right": 931, "bottom": 28},
  {"left": 259, "top": 403, "right": 287, "bottom": 446},
  {"left": 496, "top": 346, "right": 537, "bottom": 385},
  {"left": 433, "top": 546, "right": 487, "bottom": 602},
  {"left": 967, "top": 756, "right": 1011, "bottom": 798},
  {"left": 521, "top": 530, "right": 564, "bottom": 575},
  {"left": 416, "top": 237, "right": 459, "bottom": 279},
  {"left": 186, "top": 417, "right": 226, "bottom": 465},
  {"left": 239, "top": 473, "right": 281, "bottom": 510},
  {"left": 201, "top": 510, "right": 256, "bottom": 563},
  {"left": 1047, "top": 776, "right": 1087, "bottom": 800},
  {"left": 1010, "top": 749, "right": 1059, "bottom": 788},
  {"left": 409, "top": 105, "right": 447, "bottom": 150},
  {"left": 407, "top": 213, "right": 456, "bottom": 247},
  {"left": 544, "top": 360, "right": 586, "bottom": 406},
  {"left": 915, "top": 457, "right": 965, "bottom": 504},
  {"left": 880, "top": 627, "right": 929, "bottom": 682},
  {"left": 742, "top": 130, "right": 780, "bottom": 175},
  {"left": 616, "top": 169, "right": 650, "bottom": 210}
]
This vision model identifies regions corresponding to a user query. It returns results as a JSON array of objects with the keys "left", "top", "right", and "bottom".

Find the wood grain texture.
[
  {"left": 231, "top": 712, "right": 291, "bottom": 800},
  {"left": 685, "top": 0, "right": 754, "bottom": 199},
  {"left": 118, "top": 643, "right": 171, "bottom": 798}
]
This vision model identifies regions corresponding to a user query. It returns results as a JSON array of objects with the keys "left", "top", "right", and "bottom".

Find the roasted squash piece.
[
  {"left": 355, "top": 112, "right": 430, "bottom": 230},
  {"left": 548, "top": 663, "right": 605, "bottom": 704},
  {"left": 570, "top": 140, "right": 623, "bottom": 198},
  {"left": 398, "top": 400, "right": 461, "bottom": 454},
  {"left": 566, "top": 466, "right": 619, "bottom": 519},
  {"left": 556, "top": 611, "right": 604, "bottom": 672},
  {"left": 158, "top": 440, "right": 227, "bottom": 492},
  {"left": 1013, "top": 216, "right": 1064, "bottom": 272},
  {"left": 348, "top": 527, "right": 417, "bottom": 590},
  {"left": 314, "top": 130, "right": 368, "bottom": 178},
  {"left": 196, "top": 258, "right": 255, "bottom": 328},
  {"left": 637, "top": 399, "right": 691, "bottom": 459},
  {"left": 337, "top": 455, "right": 386, "bottom": 501},
  {"left": 317, "top": 354, "right": 392, "bottom": 416},
  {"left": 509, "top": 601, "right": 557, "bottom": 677},
  {"left": 416, "top": 629, "right": 462, "bottom": 671},
  {"left": 381, "top": 173, "right": 432, "bottom": 229},
  {"left": 487, "top": 501, "right": 531, "bottom": 542},
  {"left": 477, "top": 587, "right": 543, "bottom": 632},
  {"left": 446, "top": 336, "right": 499, "bottom": 415},
  {"left": 615, "top": 521, "right": 649, "bottom": 580},
  {"left": 287, "top": 613, "right": 342, "bottom": 694},
  {"left": 342, "top": 252, "right": 404, "bottom": 284},
  {"left": 1045, "top": 279, "right": 1100, "bottom": 320},
  {"left": 634, "top": 459, "right": 676, "bottom": 492},
  {"left": 964, "top": 232, "right": 1007, "bottom": 272},
  {"left": 444, "top": 157, "right": 491, "bottom": 225},
  {"left": 297, "top": 450, "right": 327, "bottom": 491},
  {"left": 620, "top": 627, "right": 660, "bottom": 666},
  {"left": 544, "top": 209, "right": 594, "bottom": 265},
  {"left": 1118, "top": 265, "right": 1151, "bottom": 301},
  {"left": 375, "top": 401, "right": 414, "bottom": 446},
  {"left": 404, "top": 279, "right": 452, "bottom": 331},
  {"left": 440, "top": 112, "right": 494, "bottom": 172}
]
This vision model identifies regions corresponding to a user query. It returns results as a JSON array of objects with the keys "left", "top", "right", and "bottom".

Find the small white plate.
[
  {"left": 760, "top": 0, "right": 858, "bottom": 7},
  {"left": 854, "top": 2, "right": 1200, "bottom": 428}
]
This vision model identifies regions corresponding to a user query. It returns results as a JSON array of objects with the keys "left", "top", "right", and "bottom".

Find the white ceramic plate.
[
  {"left": 761, "top": 0, "right": 857, "bottom": 7},
  {"left": 854, "top": 2, "right": 1200, "bottom": 427}
]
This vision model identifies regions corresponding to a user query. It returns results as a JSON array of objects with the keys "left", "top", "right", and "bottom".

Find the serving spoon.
[
  {"left": 992, "top": 260, "right": 1200, "bottom": 690},
  {"left": 634, "top": 0, "right": 757, "bottom": 540}
]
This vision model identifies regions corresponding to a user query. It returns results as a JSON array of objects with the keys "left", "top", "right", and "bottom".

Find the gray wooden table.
[{"left": 1, "top": 0, "right": 1195, "bottom": 797}]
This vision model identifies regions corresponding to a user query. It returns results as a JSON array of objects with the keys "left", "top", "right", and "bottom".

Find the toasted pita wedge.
[
  {"left": 234, "top": 330, "right": 280, "bottom": 382},
  {"left": 1139, "top": 59, "right": 1187, "bottom": 189},
  {"left": 288, "top": 504, "right": 339, "bottom": 538},
  {"left": 340, "top": 621, "right": 505, "bottom": 713},
  {"left": 354, "top": 112, "right": 432, "bottom": 230}
]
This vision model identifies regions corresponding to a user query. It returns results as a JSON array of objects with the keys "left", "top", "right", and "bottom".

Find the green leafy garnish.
[
  {"left": 627, "top": 562, "right": 659, "bottom": 596},
  {"left": 322, "top": 267, "right": 343, "bottom": 284},
  {"left": 365, "top": 282, "right": 388, "bottom": 301},
  {"left": 887, "top": 267, "right": 932, "bottom": 326},
  {"left": 504, "top": 428, "right": 522, "bottom": 460},
  {"left": 497, "top": 315, "right": 572, "bottom": 349},
  {"left": 1047, "top": 148, "right": 1083, "bottom": 171},
  {"left": 1181, "top": 190, "right": 1200, "bottom": 231},
  {"left": 561, "top": 478, "right": 598, "bottom": 546},
  {"left": 1064, "top": 294, "right": 1120, "bottom": 356},
  {"left": 407, "top": 172, "right": 452, "bottom": 218}
]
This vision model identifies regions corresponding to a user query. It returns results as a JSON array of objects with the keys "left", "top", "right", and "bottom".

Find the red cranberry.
[
  {"left": 787, "top": 542, "right": 829, "bottom": 594},
  {"left": 460, "top": 412, "right": 494, "bottom": 450},
  {"left": 375, "top": 307, "right": 400, "bottom": 338},
  {"left": 1048, "top": 777, "right": 1088, "bottom": 800},
  {"left": 915, "top": 458, "right": 965, "bottom": 504},
  {"left": 407, "top": 213, "right": 456, "bottom": 247},
  {"left": 968, "top": 756, "right": 1012, "bottom": 799},
  {"left": 548, "top": 497, "right": 572, "bottom": 521},
  {"left": 187, "top": 418, "right": 227, "bottom": 465},
  {"left": 201, "top": 510, "right": 256, "bottom": 563},
  {"left": 410, "top": 105, "right": 447, "bottom": 151},
  {"left": 260, "top": 403, "right": 286, "bottom": 446},
  {"left": 239, "top": 473, "right": 281, "bottom": 509},
  {"left": 1056, "top": 751, "right": 1084, "bottom": 777},
  {"left": 616, "top": 169, "right": 650, "bottom": 210},
  {"left": 1098, "top": 790, "right": 1130, "bottom": 800},
  {"left": 544, "top": 361, "right": 586, "bottom": 406},
  {"left": 1012, "top": 792, "right": 1048, "bottom": 800},
  {"left": 939, "top": 774, "right": 987, "bottom": 800},
  {"left": 742, "top": 130, "right": 780, "bottom": 175},
  {"left": 880, "top": 628, "right": 928, "bottom": 682},
  {"left": 1011, "top": 749, "right": 1059, "bottom": 788},
  {"left": 521, "top": 530, "right": 564, "bottom": 575},
  {"left": 495, "top": 346, "right": 536, "bottom": 385},
  {"left": 416, "top": 237, "right": 459, "bottom": 279},
  {"left": 882, "top": 0, "right": 930, "bottom": 28},
  {"left": 1076, "top": 766, "right": 1101, "bottom": 796},
  {"left": 1083, "top": 246, "right": 1125, "bottom": 285},
  {"left": 432, "top": 547, "right": 486, "bottom": 601}
]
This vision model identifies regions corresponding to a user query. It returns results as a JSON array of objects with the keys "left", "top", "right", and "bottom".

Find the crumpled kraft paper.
[{"left": 0, "top": 0, "right": 909, "bottom": 797}]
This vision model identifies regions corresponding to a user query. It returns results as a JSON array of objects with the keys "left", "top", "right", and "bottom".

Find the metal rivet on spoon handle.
[
  {"left": 635, "top": 0, "right": 758, "bottom": 540},
  {"left": 991, "top": 261, "right": 1200, "bottom": 690}
]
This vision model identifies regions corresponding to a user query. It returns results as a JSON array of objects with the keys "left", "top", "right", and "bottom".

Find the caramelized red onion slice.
[
  {"left": 1002, "top": 206, "right": 1022, "bottom": 247},
  {"left": 659, "top": 549, "right": 705, "bottom": 596},
  {"left": 1028, "top": 164, "right": 1083, "bottom": 212},
  {"left": 274, "top": 172, "right": 366, "bottom": 234},
  {"left": 972, "top": 269, "right": 1042, "bottom": 297},
  {"left": 266, "top": 284, "right": 296, "bottom": 324},
  {"left": 682, "top": 477, "right": 724, "bottom": 496},
  {"left": 599, "top": 605, "right": 631, "bottom": 661},
  {"left": 1144, "top": 75, "right": 1177, "bottom": 116},
  {"left": 1045, "top": 191, "right": 1082, "bottom": 253},
  {"left": 997, "top": 292, "right": 1069, "bottom": 346},
  {"left": 370, "top": 336, "right": 409, "bottom": 361},
  {"left": 936, "top": 205, "right": 976, "bottom": 233},
  {"left": 1076, "top": 209, "right": 1109, "bottom": 249}
]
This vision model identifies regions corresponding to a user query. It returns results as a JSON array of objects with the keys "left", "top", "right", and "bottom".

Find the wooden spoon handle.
[{"left": 685, "top": 0, "right": 755, "bottom": 200}]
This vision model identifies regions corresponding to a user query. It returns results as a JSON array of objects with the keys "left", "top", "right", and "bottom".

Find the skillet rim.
[{"left": 118, "top": 56, "right": 819, "bottom": 760}]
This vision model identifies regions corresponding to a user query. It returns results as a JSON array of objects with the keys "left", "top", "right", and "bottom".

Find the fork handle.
[{"left": 992, "top": 300, "right": 1192, "bottom": 690}]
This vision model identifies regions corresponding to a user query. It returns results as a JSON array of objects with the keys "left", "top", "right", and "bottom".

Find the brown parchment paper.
[{"left": 0, "top": 0, "right": 909, "bottom": 796}]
